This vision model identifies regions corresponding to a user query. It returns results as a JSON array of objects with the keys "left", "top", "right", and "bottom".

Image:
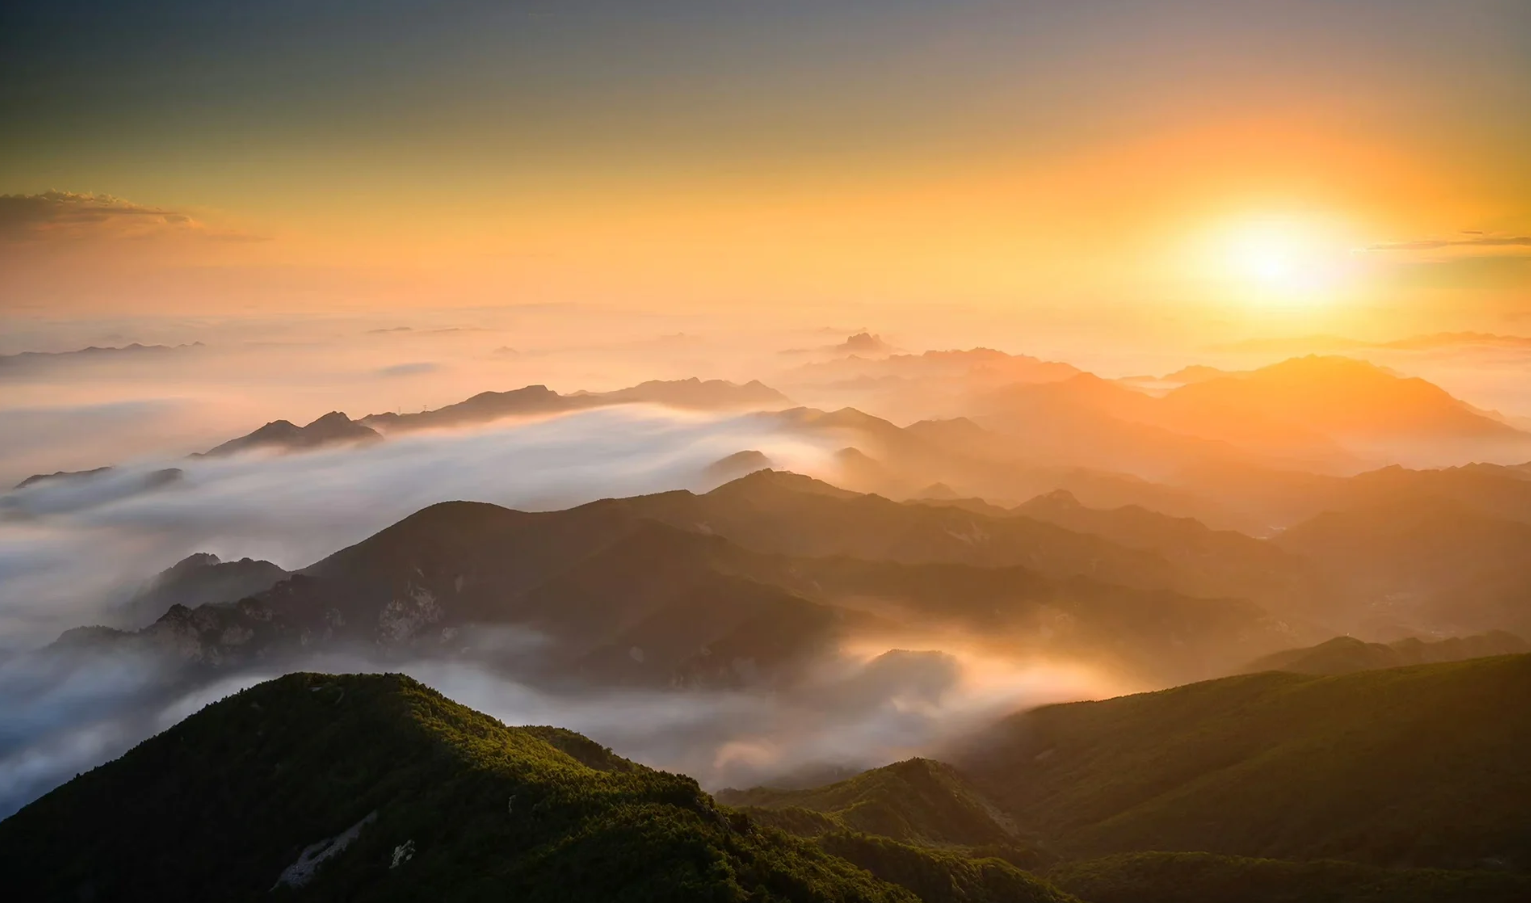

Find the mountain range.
[
  {"left": 54, "top": 470, "right": 1313, "bottom": 691},
  {"left": 0, "top": 342, "right": 204, "bottom": 374},
  {"left": 10, "top": 658, "right": 1531, "bottom": 902},
  {"left": 0, "top": 673, "right": 940, "bottom": 902}
]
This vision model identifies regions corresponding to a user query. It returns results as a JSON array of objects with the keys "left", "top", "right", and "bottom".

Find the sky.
[{"left": 2, "top": 0, "right": 1529, "bottom": 343}]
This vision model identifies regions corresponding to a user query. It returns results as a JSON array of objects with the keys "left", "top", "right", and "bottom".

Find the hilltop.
[
  {"left": 0, "top": 672, "right": 1088, "bottom": 903},
  {"left": 0, "top": 673, "right": 919, "bottom": 902},
  {"left": 718, "top": 757, "right": 1022, "bottom": 851}
]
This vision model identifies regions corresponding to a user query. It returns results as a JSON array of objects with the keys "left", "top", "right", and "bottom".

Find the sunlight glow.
[{"left": 1202, "top": 214, "right": 1353, "bottom": 308}]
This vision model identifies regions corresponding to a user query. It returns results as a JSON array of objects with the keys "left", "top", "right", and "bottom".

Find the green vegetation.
[
  {"left": 716, "top": 758, "right": 1050, "bottom": 871},
  {"left": 960, "top": 654, "right": 1531, "bottom": 870},
  {"left": 0, "top": 673, "right": 919, "bottom": 902},
  {"left": 1047, "top": 852, "right": 1531, "bottom": 903},
  {"left": 818, "top": 833, "right": 1076, "bottom": 903}
]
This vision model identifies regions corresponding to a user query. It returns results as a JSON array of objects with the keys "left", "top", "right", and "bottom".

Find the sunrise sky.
[{"left": 3, "top": 0, "right": 1529, "bottom": 342}]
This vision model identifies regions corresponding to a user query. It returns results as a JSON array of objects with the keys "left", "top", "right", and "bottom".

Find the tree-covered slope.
[
  {"left": 819, "top": 833, "right": 1076, "bottom": 903},
  {"left": 717, "top": 758, "right": 1019, "bottom": 850},
  {"left": 0, "top": 673, "right": 918, "bottom": 902},
  {"left": 959, "top": 654, "right": 1531, "bottom": 869}
]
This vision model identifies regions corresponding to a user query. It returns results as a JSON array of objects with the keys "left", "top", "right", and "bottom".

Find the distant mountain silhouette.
[
  {"left": 0, "top": 342, "right": 203, "bottom": 375},
  {"left": 780, "top": 348, "right": 1080, "bottom": 423},
  {"left": 13, "top": 466, "right": 113, "bottom": 489},
  {"left": 1214, "top": 331, "right": 1531, "bottom": 354},
  {"left": 1243, "top": 631, "right": 1529, "bottom": 676},
  {"left": 782, "top": 331, "right": 898, "bottom": 356},
  {"left": 702, "top": 449, "right": 775, "bottom": 484},
  {"left": 198, "top": 411, "right": 380, "bottom": 457},
  {"left": 361, "top": 377, "right": 790, "bottom": 432},
  {"left": 789, "top": 348, "right": 1078, "bottom": 386},
  {"left": 8, "top": 468, "right": 183, "bottom": 502},
  {"left": 1273, "top": 495, "right": 1531, "bottom": 636},
  {"left": 975, "top": 356, "right": 1523, "bottom": 475},
  {"left": 1014, "top": 489, "right": 1327, "bottom": 615},
  {"left": 119, "top": 552, "right": 288, "bottom": 629},
  {"left": 1159, "top": 364, "right": 1239, "bottom": 384},
  {"left": 1160, "top": 355, "right": 1521, "bottom": 441}
]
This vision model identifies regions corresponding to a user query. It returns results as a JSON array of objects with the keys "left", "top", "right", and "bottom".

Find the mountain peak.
[
  {"left": 707, "top": 468, "right": 860, "bottom": 500},
  {"left": 0, "top": 671, "right": 917, "bottom": 901}
]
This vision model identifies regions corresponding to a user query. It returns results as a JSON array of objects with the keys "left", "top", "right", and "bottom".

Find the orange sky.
[{"left": 2, "top": 1, "right": 1528, "bottom": 342}]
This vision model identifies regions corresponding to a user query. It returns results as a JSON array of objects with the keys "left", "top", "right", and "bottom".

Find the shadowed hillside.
[
  {"left": 718, "top": 758, "right": 1021, "bottom": 850},
  {"left": 958, "top": 655, "right": 1531, "bottom": 870},
  {"left": 1047, "top": 852, "right": 1531, "bottom": 903}
]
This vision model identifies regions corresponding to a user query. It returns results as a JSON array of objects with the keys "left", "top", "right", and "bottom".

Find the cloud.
[
  {"left": 0, "top": 190, "right": 261, "bottom": 242},
  {"left": 377, "top": 362, "right": 440, "bottom": 377},
  {"left": 0, "top": 399, "right": 1122, "bottom": 815},
  {"left": 0, "top": 640, "right": 1110, "bottom": 818},
  {"left": 0, "top": 405, "right": 840, "bottom": 643},
  {"left": 1366, "top": 233, "right": 1531, "bottom": 253}
]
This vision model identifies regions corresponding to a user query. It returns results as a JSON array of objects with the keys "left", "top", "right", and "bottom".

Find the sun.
[{"left": 1205, "top": 215, "right": 1349, "bottom": 306}]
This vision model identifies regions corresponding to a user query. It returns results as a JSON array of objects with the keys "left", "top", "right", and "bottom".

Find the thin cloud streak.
[
  {"left": 0, "top": 190, "right": 261, "bottom": 242},
  {"left": 1366, "top": 234, "right": 1531, "bottom": 252}
]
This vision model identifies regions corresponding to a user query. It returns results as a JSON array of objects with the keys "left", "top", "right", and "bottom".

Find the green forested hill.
[
  {"left": 958, "top": 654, "right": 1531, "bottom": 870},
  {"left": 0, "top": 673, "right": 921, "bottom": 902},
  {"left": 717, "top": 758, "right": 1021, "bottom": 851}
]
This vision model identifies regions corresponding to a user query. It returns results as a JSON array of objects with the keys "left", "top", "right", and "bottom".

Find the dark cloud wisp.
[{"left": 0, "top": 190, "right": 258, "bottom": 242}]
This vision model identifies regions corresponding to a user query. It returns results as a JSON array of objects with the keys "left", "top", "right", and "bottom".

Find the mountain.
[
  {"left": 816, "top": 835, "right": 1077, "bottom": 903},
  {"left": 1159, "top": 365, "right": 1239, "bottom": 385},
  {"left": 718, "top": 757, "right": 1023, "bottom": 851},
  {"left": 13, "top": 466, "right": 112, "bottom": 489},
  {"left": 717, "top": 759, "right": 1078, "bottom": 903},
  {"left": 1014, "top": 489, "right": 1326, "bottom": 616},
  {"left": 119, "top": 552, "right": 289, "bottom": 629},
  {"left": 779, "top": 348, "right": 1080, "bottom": 423},
  {"left": 1214, "top": 332, "right": 1531, "bottom": 354},
  {"left": 701, "top": 449, "right": 776, "bottom": 485},
  {"left": 615, "top": 470, "right": 1183, "bottom": 588},
  {"left": 57, "top": 471, "right": 1307, "bottom": 691},
  {"left": 66, "top": 510, "right": 838, "bottom": 689},
  {"left": 972, "top": 377, "right": 1320, "bottom": 478},
  {"left": 360, "top": 378, "right": 790, "bottom": 433},
  {"left": 1273, "top": 496, "right": 1531, "bottom": 636},
  {"left": 199, "top": 411, "right": 380, "bottom": 457},
  {"left": 1243, "top": 631, "right": 1529, "bottom": 676},
  {"left": 1342, "top": 462, "right": 1531, "bottom": 524},
  {"left": 958, "top": 654, "right": 1531, "bottom": 870},
  {"left": 1160, "top": 355, "right": 1522, "bottom": 442},
  {"left": 973, "top": 356, "right": 1525, "bottom": 477},
  {"left": 0, "top": 672, "right": 919, "bottom": 902},
  {"left": 0, "top": 342, "right": 202, "bottom": 375},
  {"left": 4, "top": 466, "right": 186, "bottom": 515},
  {"left": 786, "top": 348, "right": 1079, "bottom": 388},
  {"left": 586, "top": 376, "right": 790, "bottom": 408}
]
